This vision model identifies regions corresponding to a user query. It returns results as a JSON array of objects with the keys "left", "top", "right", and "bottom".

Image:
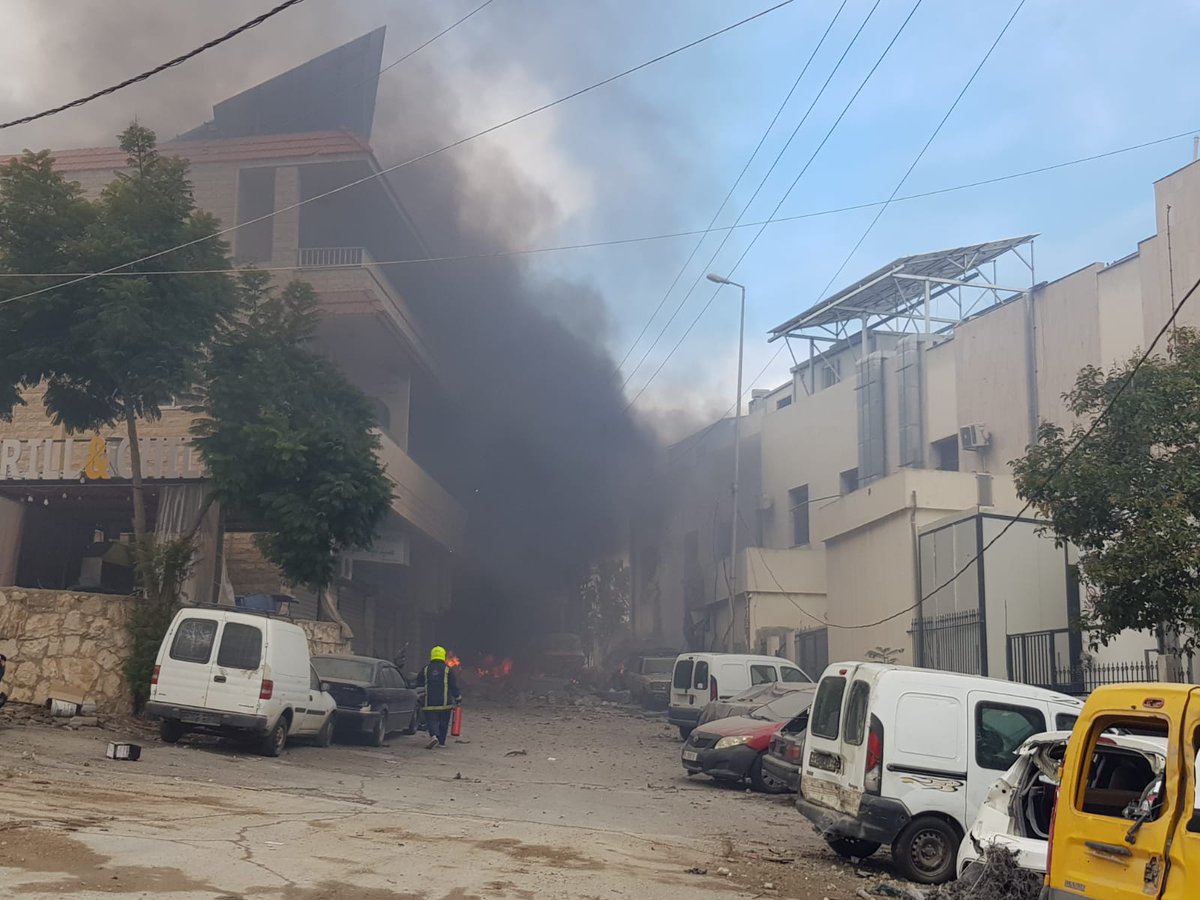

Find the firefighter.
[{"left": 417, "top": 646, "right": 461, "bottom": 749}]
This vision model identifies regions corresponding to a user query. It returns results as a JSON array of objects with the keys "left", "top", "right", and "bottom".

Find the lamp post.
[{"left": 707, "top": 272, "right": 746, "bottom": 653}]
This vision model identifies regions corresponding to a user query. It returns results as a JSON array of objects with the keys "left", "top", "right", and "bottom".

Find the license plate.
[
  {"left": 682, "top": 750, "right": 699, "bottom": 762},
  {"left": 189, "top": 711, "right": 220, "bottom": 725},
  {"left": 810, "top": 749, "right": 842, "bottom": 773}
]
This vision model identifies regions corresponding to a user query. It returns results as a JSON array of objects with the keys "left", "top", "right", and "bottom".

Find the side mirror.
[{"left": 320, "top": 682, "right": 332, "bottom": 693}]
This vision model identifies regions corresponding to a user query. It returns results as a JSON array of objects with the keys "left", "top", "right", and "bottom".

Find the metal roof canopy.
[{"left": 768, "top": 235, "right": 1037, "bottom": 344}]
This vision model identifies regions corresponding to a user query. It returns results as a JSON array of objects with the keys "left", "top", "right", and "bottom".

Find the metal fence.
[{"left": 911, "top": 609, "right": 981, "bottom": 675}]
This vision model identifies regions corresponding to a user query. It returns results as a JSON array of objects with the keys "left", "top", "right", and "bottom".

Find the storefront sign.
[
  {"left": 346, "top": 526, "right": 410, "bottom": 566},
  {"left": 0, "top": 436, "right": 206, "bottom": 481}
]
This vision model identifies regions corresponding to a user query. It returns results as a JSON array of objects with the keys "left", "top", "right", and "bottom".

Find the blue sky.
[{"left": 2, "top": 0, "right": 1198, "bottom": 429}]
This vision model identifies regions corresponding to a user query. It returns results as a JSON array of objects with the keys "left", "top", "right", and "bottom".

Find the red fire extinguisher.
[{"left": 450, "top": 704, "right": 463, "bottom": 737}]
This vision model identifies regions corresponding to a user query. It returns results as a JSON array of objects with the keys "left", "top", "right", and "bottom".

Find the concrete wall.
[
  {"left": 1035, "top": 265, "right": 1104, "bottom": 430},
  {"left": 1097, "top": 255, "right": 1145, "bottom": 367}
]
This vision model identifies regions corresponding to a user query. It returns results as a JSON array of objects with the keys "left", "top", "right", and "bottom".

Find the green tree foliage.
[
  {"left": 194, "top": 271, "right": 392, "bottom": 589},
  {"left": 1012, "top": 328, "right": 1200, "bottom": 651},
  {"left": 0, "top": 124, "right": 236, "bottom": 538}
]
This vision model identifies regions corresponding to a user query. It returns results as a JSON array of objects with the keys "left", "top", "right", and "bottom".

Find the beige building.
[
  {"left": 0, "top": 30, "right": 464, "bottom": 662},
  {"left": 634, "top": 155, "right": 1200, "bottom": 689}
]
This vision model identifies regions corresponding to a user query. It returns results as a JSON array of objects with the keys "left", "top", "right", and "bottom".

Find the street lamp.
[{"left": 707, "top": 272, "right": 746, "bottom": 653}]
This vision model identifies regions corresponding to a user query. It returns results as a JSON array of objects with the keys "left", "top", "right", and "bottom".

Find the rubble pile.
[{"left": 925, "top": 846, "right": 1042, "bottom": 900}]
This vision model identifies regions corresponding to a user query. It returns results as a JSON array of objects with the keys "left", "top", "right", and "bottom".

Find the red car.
[{"left": 680, "top": 687, "right": 815, "bottom": 793}]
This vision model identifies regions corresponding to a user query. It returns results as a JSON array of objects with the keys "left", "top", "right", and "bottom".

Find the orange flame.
[
  {"left": 446, "top": 653, "right": 461, "bottom": 668},
  {"left": 475, "top": 654, "right": 514, "bottom": 679}
]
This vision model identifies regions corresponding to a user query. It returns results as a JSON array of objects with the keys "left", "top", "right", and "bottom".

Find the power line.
[
  {"left": 0, "top": 0, "right": 309, "bottom": 131},
  {"left": 0, "top": 124, "right": 1192, "bottom": 286},
  {"left": 625, "top": 0, "right": 925, "bottom": 408},
  {"left": 0, "top": 0, "right": 799, "bottom": 309},
  {"left": 377, "top": 0, "right": 498, "bottom": 78},
  {"left": 614, "top": 0, "right": 852, "bottom": 375},
  {"left": 620, "top": 0, "right": 887, "bottom": 391}
]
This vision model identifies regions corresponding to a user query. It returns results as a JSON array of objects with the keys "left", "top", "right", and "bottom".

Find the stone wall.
[
  {"left": 0, "top": 588, "right": 355, "bottom": 715},
  {"left": 0, "top": 588, "right": 135, "bottom": 713}
]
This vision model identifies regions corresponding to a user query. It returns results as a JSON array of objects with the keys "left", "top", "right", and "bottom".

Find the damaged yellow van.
[{"left": 1043, "top": 683, "right": 1200, "bottom": 899}]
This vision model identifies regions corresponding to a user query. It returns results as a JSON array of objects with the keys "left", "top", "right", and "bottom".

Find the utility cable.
[
  {"left": 0, "top": 0, "right": 798, "bottom": 309},
  {"left": 625, "top": 0, "right": 924, "bottom": 408},
  {"left": 0, "top": 0, "right": 309, "bottom": 131},
  {"left": 614, "top": 0, "right": 851, "bottom": 375}
]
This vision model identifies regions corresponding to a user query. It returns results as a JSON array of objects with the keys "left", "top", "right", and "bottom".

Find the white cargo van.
[
  {"left": 796, "top": 661, "right": 1082, "bottom": 884},
  {"left": 669, "top": 652, "right": 811, "bottom": 738},
  {"left": 145, "top": 608, "right": 337, "bottom": 756}
]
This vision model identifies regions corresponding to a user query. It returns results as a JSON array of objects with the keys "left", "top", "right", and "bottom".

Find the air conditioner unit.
[
  {"left": 976, "top": 472, "right": 994, "bottom": 508},
  {"left": 758, "top": 494, "right": 774, "bottom": 512},
  {"left": 959, "top": 424, "right": 990, "bottom": 451}
]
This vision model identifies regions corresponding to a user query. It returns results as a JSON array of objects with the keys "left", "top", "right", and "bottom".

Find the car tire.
[
  {"left": 678, "top": 726, "right": 693, "bottom": 740},
  {"left": 749, "top": 756, "right": 788, "bottom": 794},
  {"left": 824, "top": 835, "right": 881, "bottom": 860},
  {"left": 370, "top": 710, "right": 389, "bottom": 747},
  {"left": 402, "top": 710, "right": 419, "bottom": 735},
  {"left": 315, "top": 715, "right": 334, "bottom": 748},
  {"left": 261, "top": 717, "right": 289, "bottom": 757},
  {"left": 159, "top": 718, "right": 185, "bottom": 744},
  {"left": 892, "top": 816, "right": 960, "bottom": 884}
]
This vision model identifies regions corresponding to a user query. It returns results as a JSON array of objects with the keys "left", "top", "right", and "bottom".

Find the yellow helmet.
[{"left": 430, "top": 646, "right": 447, "bottom": 661}]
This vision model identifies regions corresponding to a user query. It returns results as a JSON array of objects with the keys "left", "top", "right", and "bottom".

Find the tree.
[
  {"left": 1012, "top": 328, "right": 1200, "bottom": 652},
  {"left": 0, "top": 124, "right": 236, "bottom": 540},
  {"left": 193, "top": 271, "right": 392, "bottom": 591},
  {"left": 578, "top": 559, "right": 631, "bottom": 666}
]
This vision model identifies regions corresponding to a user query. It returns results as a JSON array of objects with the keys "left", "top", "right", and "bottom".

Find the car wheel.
[
  {"left": 824, "top": 835, "right": 881, "bottom": 860},
  {"left": 159, "top": 718, "right": 185, "bottom": 744},
  {"left": 315, "top": 715, "right": 334, "bottom": 748},
  {"left": 749, "top": 756, "right": 788, "bottom": 794},
  {"left": 678, "top": 726, "right": 693, "bottom": 740},
  {"left": 892, "top": 816, "right": 960, "bottom": 884},
  {"left": 261, "top": 717, "right": 289, "bottom": 757},
  {"left": 402, "top": 710, "right": 419, "bottom": 735},
  {"left": 370, "top": 710, "right": 389, "bottom": 747}
]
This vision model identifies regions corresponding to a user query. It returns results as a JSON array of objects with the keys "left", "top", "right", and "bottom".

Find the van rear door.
[
  {"left": 671, "top": 657, "right": 696, "bottom": 709},
  {"left": 153, "top": 613, "right": 220, "bottom": 708},
  {"left": 205, "top": 618, "right": 266, "bottom": 716},
  {"left": 801, "top": 663, "right": 860, "bottom": 814}
]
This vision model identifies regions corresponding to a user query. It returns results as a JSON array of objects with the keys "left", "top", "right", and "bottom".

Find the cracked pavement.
[{"left": 0, "top": 701, "right": 866, "bottom": 898}]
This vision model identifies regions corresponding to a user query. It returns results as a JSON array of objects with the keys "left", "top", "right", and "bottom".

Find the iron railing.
[
  {"left": 911, "top": 609, "right": 981, "bottom": 675},
  {"left": 1007, "top": 628, "right": 1071, "bottom": 690},
  {"left": 297, "top": 246, "right": 364, "bottom": 268}
]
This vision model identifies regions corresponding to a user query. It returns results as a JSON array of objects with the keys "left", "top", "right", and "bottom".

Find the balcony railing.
[{"left": 298, "top": 247, "right": 364, "bottom": 268}]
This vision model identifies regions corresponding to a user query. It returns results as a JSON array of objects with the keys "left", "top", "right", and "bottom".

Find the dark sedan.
[
  {"left": 761, "top": 711, "right": 808, "bottom": 792},
  {"left": 696, "top": 681, "right": 812, "bottom": 728},
  {"left": 312, "top": 655, "right": 420, "bottom": 746},
  {"left": 682, "top": 687, "right": 815, "bottom": 792}
]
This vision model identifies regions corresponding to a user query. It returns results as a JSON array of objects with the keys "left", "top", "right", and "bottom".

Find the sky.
[{"left": 0, "top": 0, "right": 1198, "bottom": 437}]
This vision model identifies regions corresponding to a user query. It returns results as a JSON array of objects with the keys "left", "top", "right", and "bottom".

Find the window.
[
  {"left": 1076, "top": 716, "right": 1167, "bottom": 820},
  {"left": 170, "top": 618, "right": 218, "bottom": 664},
  {"left": 840, "top": 468, "right": 859, "bottom": 495},
  {"left": 750, "top": 664, "right": 778, "bottom": 686},
  {"left": 843, "top": 680, "right": 871, "bottom": 746},
  {"left": 821, "top": 359, "right": 840, "bottom": 389},
  {"left": 776, "top": 395, "right": 793, "bottom": 410},
  {"left": 235, "top": 167, "right": 276, "bottom": 262},
  {"left": 781, "top": 666, "right": 812, "bottom": 683},
  {"left": 216, "top": 622, "right": 263, "bottom": 671},
  {"left": 693, "top": 661, "right": 710, "bottom": 692},
  {"left": 976, "top": 703, "right": 1045, "bottom": 770},
  {"left": 382, "top": 667, "right": 404, "bottom": 689},
  {"left": 1189, "top": 732, "right": 1200, "bottom": 833},
  {"left": 310, "top": 666, "right": 322, "bottom": 692},
  {"left": 810, "top": 676, "right": 846, "bottom": 740},
  {"left": 1056, "top": 712, "right": 1079, "bottom": 732},
  {"left": 932, "top": 435, "right": 960, "bottom": 472},
  {"left": 673, "top": 659, "right": 694, "bottom": 691},
  {"left": 789, "top": 485, "right": 810, "bottom": 546}
]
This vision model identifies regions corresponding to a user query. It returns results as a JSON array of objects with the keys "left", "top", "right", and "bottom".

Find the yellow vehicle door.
[
  {"left": 1161, "top": 688, "right": 1200, "bottom": 900},
  {"left": 1045, "top": 685, "right": 1195, "bottom": 900}
]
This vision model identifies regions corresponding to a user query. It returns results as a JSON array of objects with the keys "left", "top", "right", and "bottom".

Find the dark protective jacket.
[{"left": 418, "top": 659, "right": 461, "bottom": 710}]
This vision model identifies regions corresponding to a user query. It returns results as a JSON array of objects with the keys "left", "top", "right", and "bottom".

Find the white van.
[
  {"left": 145, "top": 608, "right": 337, "bottom": 756},
  {"left": 669, "top": 652, "right": 811, "bottom": 738},
  {"left": 796, "top": 661, "right": 1082, "bottom": 885}
]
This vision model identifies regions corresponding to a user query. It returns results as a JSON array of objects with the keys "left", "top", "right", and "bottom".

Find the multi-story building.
[
  {"left": 633, "top": 153, "right": 1200, "bottom": 691},
  {"left": 0, "top": 29, "right": 465, "bottom": 661}
]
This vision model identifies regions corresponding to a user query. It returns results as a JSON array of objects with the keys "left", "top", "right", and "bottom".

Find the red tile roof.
[{"left": 1, "top": 130, "right": 371, "bottom": 173}]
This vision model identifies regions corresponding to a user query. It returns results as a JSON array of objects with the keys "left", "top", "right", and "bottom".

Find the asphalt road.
[{"left": 0, "top": 698, "right": 882, "bottom": 899}]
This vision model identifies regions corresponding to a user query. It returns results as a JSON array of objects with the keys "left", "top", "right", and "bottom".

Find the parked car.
[
  {"left": 956, "top": 729, "right": 1166, "bottom": 880},
  {"left": 627, "top": 654, "right": 676, "bottom": 708},
  {"left": 797, "top": 661, "right": 1082, "bottom": 884},
  {"left": 681, "top": 686, "right": 816, "bottom": 792},
  {"left": 146, "top": 608, "right": 337, "bottom": 756},
  {"left": 697, "top": 681, "right": 812, "bottom": 727},
  {"left": 1043, "top": 683, "right": 1198, "bottom": 900},
  {"left": 761, "top": 709, "right": 810, "bottom": 793},
  {"left": 312, "top": 654, "right": 420, "bottom": 746},
  {"left": 669, "top": 653, "right": 812, "bottom": 739}
]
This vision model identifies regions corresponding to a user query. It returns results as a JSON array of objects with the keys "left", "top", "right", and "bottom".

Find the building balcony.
[
  {"left": 372, "top": 429, "right": 466, "bottom": 552},
  {"left": 297, "top": 247, "right": 436, "bottom": 376}
]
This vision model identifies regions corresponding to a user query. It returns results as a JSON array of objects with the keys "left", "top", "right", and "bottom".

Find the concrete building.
[
  {"left": 0, "top": 30, "right": 464, "bottom": 662},
  {"left": 633, "top": 156, "right": 1200, "bottom": 690}
]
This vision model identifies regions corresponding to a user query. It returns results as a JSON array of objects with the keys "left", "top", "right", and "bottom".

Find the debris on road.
[
  {"left": 105, "top": 742, "right": 141, "bottom": 761},
  {"left": 504, "top": 749, "right": 527, "bottom": 757},
  {"left": 686, "top": 866, "right": 708, "bottom": 875},
  {"left": 925, "top": 845, "right": 1041, "bottom": 900}
]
